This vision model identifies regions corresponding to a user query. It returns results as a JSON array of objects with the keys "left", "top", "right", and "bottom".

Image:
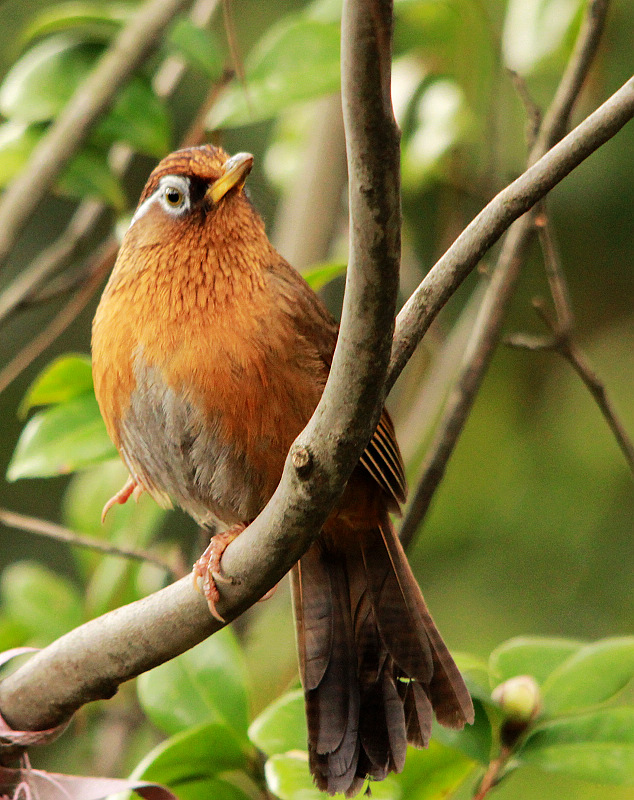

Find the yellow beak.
[{"left": 207, "top": 152, "right": 254, "bottom": 204}]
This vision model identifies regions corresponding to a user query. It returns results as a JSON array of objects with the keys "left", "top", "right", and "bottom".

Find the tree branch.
[{"left": 0, "top": 0, "right": 401, "bottom": 735}]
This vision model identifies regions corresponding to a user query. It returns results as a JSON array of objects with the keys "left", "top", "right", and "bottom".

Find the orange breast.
[{"left": 92, "top": 238, "right": 325, "bottom": 526}]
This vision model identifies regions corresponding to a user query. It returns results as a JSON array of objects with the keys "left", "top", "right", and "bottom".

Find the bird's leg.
[
  {"left": 193, "top": 524, "right": 246, "bottom": 622},
  {"left": 101, "top": 475, "right": 145, "bottom": 523}
]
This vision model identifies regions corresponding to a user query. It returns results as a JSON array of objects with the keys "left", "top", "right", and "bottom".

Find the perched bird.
[{"left": 92, "top": 145, "right": 474, "bottom": 796}]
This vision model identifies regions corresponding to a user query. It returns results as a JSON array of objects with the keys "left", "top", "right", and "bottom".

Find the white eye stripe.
[{"left": 129, "top": 175, "right": 191, "bottom": 229}]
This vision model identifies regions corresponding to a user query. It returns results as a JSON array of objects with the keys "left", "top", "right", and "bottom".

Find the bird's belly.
[{"left": 119, "top": 357, "right": 266, "bottom": 528}]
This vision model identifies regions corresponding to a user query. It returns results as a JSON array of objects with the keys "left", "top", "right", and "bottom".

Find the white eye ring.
[
  {"left": 129, "top": 174, "right": 192, "bottom": 230},
  {"left": 157, "top": 175, "right": 190, "bottom": 216}
]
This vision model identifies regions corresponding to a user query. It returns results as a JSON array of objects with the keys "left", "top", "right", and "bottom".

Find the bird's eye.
[{"left": 164, "top": 186, "right": 184, "bottom": 207}]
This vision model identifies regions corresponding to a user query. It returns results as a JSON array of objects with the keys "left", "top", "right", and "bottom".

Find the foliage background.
[{"left": 0, "top": 0, "right": 632, "bottom": 798}]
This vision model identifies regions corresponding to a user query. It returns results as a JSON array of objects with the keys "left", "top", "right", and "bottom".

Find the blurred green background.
[{"left": 0, "top": 0, "right": 632, "bottom": 798}]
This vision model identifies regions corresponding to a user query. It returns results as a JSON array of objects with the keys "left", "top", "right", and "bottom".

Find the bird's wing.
[{"left": 267, "top": 259, "right": 407, "bottom": 508}]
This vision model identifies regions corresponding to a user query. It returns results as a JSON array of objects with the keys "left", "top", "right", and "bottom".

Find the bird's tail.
[{"left": 291, "top": 511, "right": 474, "bottom": 797}]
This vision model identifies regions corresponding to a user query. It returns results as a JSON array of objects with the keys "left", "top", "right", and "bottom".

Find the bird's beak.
[{"left": 207, "top": 152, "right": 254, "bottom": 204}]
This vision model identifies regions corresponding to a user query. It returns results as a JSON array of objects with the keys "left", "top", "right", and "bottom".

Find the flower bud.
[{"left": 492, "top": 675, "right": 541, "bottom": 723}]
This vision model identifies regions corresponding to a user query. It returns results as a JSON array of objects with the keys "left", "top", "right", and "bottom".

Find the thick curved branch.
[
  {"left": 0, "top": 0, "right": 193, "bottom": 273},
  {"left": 0, "top": 0, "right": 401, "bottom": 735}
]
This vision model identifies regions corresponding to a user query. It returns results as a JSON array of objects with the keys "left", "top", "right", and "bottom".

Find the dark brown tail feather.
[{"left": 291, "top": 515, "right": 473, "bottom": 797}]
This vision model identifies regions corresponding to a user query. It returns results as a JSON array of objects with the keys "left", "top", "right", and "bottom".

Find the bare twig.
[
  {"left": 0, "top": 241, "right": 117, "bottom": 396},
  {"left": 0, "top": 0, "right": 403, "bottom": 734},
  {"left": 0, "top": 509, "right": 183, "bottom": 579},
  {"left": 0, "top": 0, "right": 194, "bottom": 274},
  {"left": 397, "top": 0, "right": 612, "bottom": 546}
]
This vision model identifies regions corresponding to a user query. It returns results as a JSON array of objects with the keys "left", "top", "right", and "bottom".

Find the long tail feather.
[{"left": 291, "top": 514, "right": 473, "bottom": 796}]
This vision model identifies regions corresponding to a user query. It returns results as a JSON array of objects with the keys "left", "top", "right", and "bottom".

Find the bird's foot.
[
  {"left": 193, "top": 524, "right": 245, "bottom": 621},
  {"left": 101, "top": 476, "right": 145, "bottom": 523}
]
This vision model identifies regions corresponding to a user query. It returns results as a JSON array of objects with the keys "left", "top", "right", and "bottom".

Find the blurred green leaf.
[
  {"left": 302, "top": 261, "right": 346, "bottom": 292},
  {"left": 137, "top": 628, "right": 250, "bottom": 738},
  {"left": 1, "top": 562, "right": 83, "bottom": 643},
  {"left": 454, "top": 651, "right": 492, "bottom": 704},
  {"left": 208, "top": 16, "right": 340, "bottom": 128},
  {"left": 63, "top": 460, "right": 168, "bottom": 616},
  {"left": 93, "top": 75, "right": 171, "bottom": 157},
  {"left": 0, "top": 36, "right": 102, "bottom": 122},
  {"left": 265, "top": 752, "right": 401, "bottom": 800},
  {"left": 21, "top": 1, "right": 131, "bottom": 45},
  {"left": 248, "top": 689, "right": 306, "bottom": 756},
  {"left": 0, "top": 121, "right": 125, "bottom": 207},
  {"left": 395, "top": 741, "right": 474, "bottom": 800},
  {"left": 7, "top": 394, "right": 116, "bottom": 481},
  {"left": 0, "top": 35, "right": 169, "bottom": 159},
  {"left": 502, "top": 0, "right": 584, "bottom": 73},
  {"left": 489, "top": 636, "right": 583, "bottom": 687},
  {"left": 167, "top": 19, "right": 223, "bottom": 79},
  {"left": 19, "top": 354, "right": 93, "bottom": 417},
  {"left": 401, "top": 78, "right": 469, "bottom": 188},
  {"left": 519, "top": 708, "right": 634, "bottom": 785},
  {"left": 431, "top": 698, "right": 492, "bottom": 765},
  {"left": 541, "top": 638, "right": 634, "bottom": 716},
  {"left": 132, "top": 721, "right": 249, "bottom": 784},
  {"left": 160, "top": 778, "right": 250, "bottom": 800},
  {"left": 0, "top": 615, "right": 29, "bottom": 650}
]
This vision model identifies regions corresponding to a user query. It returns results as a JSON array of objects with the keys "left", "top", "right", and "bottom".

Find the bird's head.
[{"left": 128, "top": 144, "right": 255, "bottom": 235}]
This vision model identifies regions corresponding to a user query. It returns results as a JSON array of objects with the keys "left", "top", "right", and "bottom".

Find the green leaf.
[
  {"left": 21, "top": 1, "right": 132, "bottom": 45},
  {"left": 161, "top": 778, "right": 250, "bottom": 800},
  {"left": 137, "top": 628, "right": 250, "bottom": 738},
  {"left": 431, "top": 698, "right": 492, "bottom": 765},
  {"left": 19, "top": 354, "right": 93, "bottom": 416},
  {"left": 7, "top": 394, "right": 117, "bottom": 480},
  {"left": 0, "top": 122, "right": 125, "bottom": 207},
  {"left": 395, "top": 741, "right": 474, "bottom": 800},
  {"left": 265, "top": 752, "right": 401, "bottom": 800},
  {"left": 541, "top": 637, "right": 634, "bottom": 716},
  {"left": 132, "top": 721, "right": 249, "bottom": 784},
  {"left": 167, "top": 19, "right": 223, "bottom": 79},
  {"left": 1, "top": 562, "right": 83, "bottom": 643},
  {"left": 519, "top": 708, "right": 634, "bottom": 785},
  {"left": 0, "top": 36, "right": 103, "bottom": 122},
  {"left": 401, "top": 79, "right": 469, "bottom": 188},
  {"left": 208, "top": 16, "right": 340, "bottom": 128},
  {"left": 302, "top": 261, "right": 346, "bottom": 292},
  {"left": 489, "top": 636, "right": 583, "bottom": 687},
  {"left": 454, "top": 652, "right": 492, "bottom": 705},
  {"left": 249, "top": 689, "right": 307, "bottom": 756},
  {"left": 502, "top": 0, "right": 584, "bottom": 74},
  {"left": 93, "top": 75, "right": 171, "bottom": 157},
  {"left": 0, "top": 35, "right": 169, "bottom": 159}
]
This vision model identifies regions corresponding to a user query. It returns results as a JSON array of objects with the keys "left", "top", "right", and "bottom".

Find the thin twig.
[
  {"left": 0, "top": 508, "right": 183, "bottom": 579},
  {"left": 397, "top": 0, "right": 612, "bottom": 547},
  {"left": 0, "top": 241, "right": 117, "bottom": 396},
  {"left": 512, "top": 293, "right": 634, "bottom": 476}
]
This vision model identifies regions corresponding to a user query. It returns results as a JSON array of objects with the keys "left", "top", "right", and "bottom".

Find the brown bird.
[{"left": 92, "top": 145, "right": 474, "bottom": 796}]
